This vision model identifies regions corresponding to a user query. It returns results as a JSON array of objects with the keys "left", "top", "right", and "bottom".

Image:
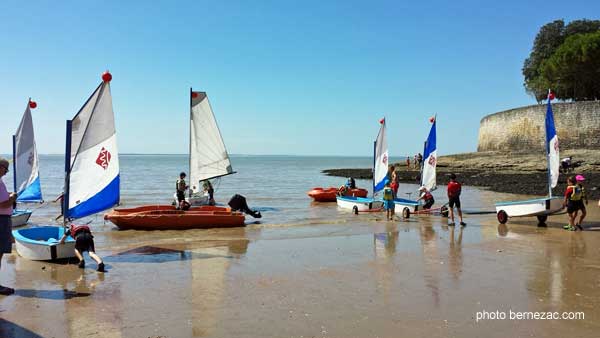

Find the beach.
[{"left": 2, "top": 155, "right": 600, "bottom": 337}]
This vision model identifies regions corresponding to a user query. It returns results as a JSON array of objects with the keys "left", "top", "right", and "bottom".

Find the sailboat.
[
  {"left": 105, "top": 88, "right": 245, "bottom": 230},
  {"left": 336, "top": 118, "right": 386, "bottom": 213},
  {"left": 495, "top": 91, "right": 563, "bottom": 226},
  {"left": 394, "top": 117, "right": 441, "bottom": 218},
  {"left": 187, "top": 89, "right": 235, "bottom": 205},
  {"left": 11, "top": 99, "right": 43, "bottom": 227},
  {"left": 13, "top": 71, "right": 120, "bottom": 260}
]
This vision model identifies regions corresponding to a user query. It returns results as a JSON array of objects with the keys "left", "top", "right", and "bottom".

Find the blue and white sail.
[
  {"left": 13, "top": 101, "right": 42, "bottom": 202},
  {"left": 421, "top": 117, "right": 437, "bottom": 191},
  {"left": 373, "top": 119, "right": 389, "bottom": 195},
  {"left": 65, "top": 74, "right": 119, "bottom": 219},
  {"left": 545, "top": 91, "right": 559, "bottom": 192}
]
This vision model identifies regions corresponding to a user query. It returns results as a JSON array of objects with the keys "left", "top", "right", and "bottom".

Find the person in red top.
[
  {"left": 447, "top": 173, "right": 466, "bottom": 226},
  {"left": 59, "top": 223, "right": 105, "bottom": 272}
]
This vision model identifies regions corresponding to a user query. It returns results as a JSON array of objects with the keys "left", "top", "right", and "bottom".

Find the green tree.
[
  {"left": 523, "top": 19, "right": 600, "bottom": 101},
  {"left": 540, "top": 31, "right": 600, "bottom": 101}
]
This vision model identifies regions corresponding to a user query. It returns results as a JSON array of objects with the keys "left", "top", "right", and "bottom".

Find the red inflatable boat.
[{"left": 307, "top": 187, "right": 368, "bottom": 202}]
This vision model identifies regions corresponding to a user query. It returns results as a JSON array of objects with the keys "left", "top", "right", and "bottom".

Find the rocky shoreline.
[{"left": 323, "top": 149, "right": 600, "bottom": 200}]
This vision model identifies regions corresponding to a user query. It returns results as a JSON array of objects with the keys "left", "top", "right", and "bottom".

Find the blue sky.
[{"left": 1, "top": 0, "right": 598, "bottom": 156}]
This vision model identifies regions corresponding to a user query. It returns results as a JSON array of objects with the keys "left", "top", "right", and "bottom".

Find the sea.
[{"left": 3, "top": 154, "right": 509, "bottom": 228}]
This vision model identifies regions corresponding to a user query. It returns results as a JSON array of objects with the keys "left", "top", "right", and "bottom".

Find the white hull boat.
[
  {"left": 11, "top": 209, "right": 32, "bottom": 227},
  {"left": 337, "top": 196, "right": 383, "bottom": 214},
  {"left": 12, "top": 226, "right": 75, "bottom": 261},
  {"left": 496, "top": 197, "right": 563, "bottom": 225},
  {"left": 393, "top": 198, "right": 419, "bottom": 218}
]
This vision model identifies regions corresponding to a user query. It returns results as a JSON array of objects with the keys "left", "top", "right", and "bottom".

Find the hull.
[
  {"left": 393, "top": 198, "right": 419, "bottom": 214},
  {"left": 336, "top": 196, "right": 383, "bottom": 212},
  {"left": 104, "top": 205, "right": 246, "bottom": 230},
  {"left": 11, "top": 209, "right": 32, "bottom": 227},
  {"left": 495, "top": 197, "right": 564, "bottom": 218},
  {"left": 12, "top": 226, "right": 76, "bottom": 261},
  {"left": 308, "top": 187, "right": 369, "bottom": 202}
]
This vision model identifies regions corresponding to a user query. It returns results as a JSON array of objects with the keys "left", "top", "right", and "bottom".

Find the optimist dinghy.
[
  {"left": 495, "top": 91, "right": 564, "bottom": 226},
  {"left": 336, "top": 118, "right": 387, "bottom": 213},
  {"left": 13, "top": 71, "right": 121, "bottom": 260},
  {"left": 10, "top": 99, "right": 43, "bottom": 227}
]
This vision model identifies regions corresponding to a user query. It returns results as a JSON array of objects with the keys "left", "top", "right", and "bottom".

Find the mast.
[
  {"left": 189, "top": 87, "right": 192, "bottom": 197},
  {"left": 12, "top": 135, "right": 16, "bottom": 193},
  {"left": 63, "top": 120, "right": 72, "bottom": 227},
  {"left": 372, "top": 140, "right": 376, "bottom": 199}
]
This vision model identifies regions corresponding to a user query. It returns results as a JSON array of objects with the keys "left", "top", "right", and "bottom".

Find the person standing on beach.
[
  {"left": 390, "top": 169, "right": 399, "bottom": 199},
  {"left": 202, "top": 180, "right": 215, "bottom": 205},
  {"left": 176, "top": 172, "right": 188, "bottom": 209},
  {"left": 382, "top": 182, "right": 395, "bottom": 221},
  {"left": 447, "top": 173, "right": 465, "bottom": 226},
  {"left": 406, "top": 157, "right": 411, "bottom": 170},
  {"left": 563, "top": 175, "right": 587, "bottom": 231},
  {"left": 0, "top": 158, "right": 16, "bottom": 295}
]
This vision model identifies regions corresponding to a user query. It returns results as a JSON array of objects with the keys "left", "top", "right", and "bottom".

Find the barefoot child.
[
  {"left": 447, "top": 173, "right": 466, "bottom": 226},
  {"left": 383, "top": 182, "right": 395, "bottom": 221},
  {"left": 59, "top": 223, "right": 105, "bottom": 272}
]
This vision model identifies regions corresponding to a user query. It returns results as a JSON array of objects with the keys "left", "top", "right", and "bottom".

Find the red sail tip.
[
  {"left": 429, "top": 116, "right": 435, "bottom": 123},
  {"left": 379, "top": 118, "right": 385, "bottom": 125},
  {"left": 191, "top": 92, "right": 199, "bottom": 99},
  {"left": 548, "top": 91, "right": 555, "bottom": 100},
  {"left": 29, "top": 100, "right": 37, "bottom": 109},
  {"left": 102, "top": 71, "right": 112, "bottom": 83}
]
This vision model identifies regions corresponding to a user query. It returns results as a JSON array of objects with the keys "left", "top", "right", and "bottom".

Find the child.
[
  {"left": 176, "top": 172, "right": 188, "bottom": 209},
  {"left": 416, "top": 186, "right": 435, "bottom": 209},
  {"left": 563, "top": 175, "right": 587, "bottom": 231},
  {"left": 447, "top": 173, "right": 466, "bottom": 226},
  {"left": 383, "top": 182, "right": 395, "bottom": 221},
  {"left": 59, "top": 223, "right": 105, "bottom": 272},
  {"left": 390, "top": 170, "right": 399, "bottom": 199}
]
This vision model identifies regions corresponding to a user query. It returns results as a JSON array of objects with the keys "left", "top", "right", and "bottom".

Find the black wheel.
[
  {"left": 440, "top": 206, "right": 449, "bottom": 218},
  {"left": 537, "top": 215, "right": 548, "bottom": 227},
  {"left": 497, "top": 210, "right": 508, "bottom": 224},
  {"left": 402, "top": 207, "right": 410, "bottom": 219},
  {"left": 352, "top": 206, "right": 359, "bottom": 215}
]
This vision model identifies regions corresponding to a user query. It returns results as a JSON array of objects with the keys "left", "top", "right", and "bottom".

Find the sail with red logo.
[
  {"left": 421, "top": 116, "right": 437, "bottom": 191},
  {"left": 64, "top": 71, "right": 120, "bottom": 219}
]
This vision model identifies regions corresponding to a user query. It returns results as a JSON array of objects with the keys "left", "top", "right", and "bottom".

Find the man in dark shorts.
[
  {"left": 447, "top": 173, "right": 466, "bottom": 226},
  {"left": 0, "top": 158, "right": 17, "bottom": 295},
  {"left": 59, "top": 223, "right": 105, "bottom": 272}
]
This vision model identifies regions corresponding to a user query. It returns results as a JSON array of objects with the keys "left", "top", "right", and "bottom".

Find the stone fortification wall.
[{"left": 478, "top": 101, "right": 600, "bottom": 152}]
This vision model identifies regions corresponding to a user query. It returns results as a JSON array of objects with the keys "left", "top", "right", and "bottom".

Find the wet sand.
[{"left": 2, "top": 195, "right": 600, "bottom": 337}]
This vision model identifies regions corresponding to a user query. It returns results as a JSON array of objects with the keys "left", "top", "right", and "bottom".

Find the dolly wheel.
[
  {"left": 440, "top": 206, "right": 449, "bottom": 218},
  {"left": 537, "top": 215, "right": 548, "bottom": 227},
  {"left": 353, "top": 206, "right": 359, "bottom": 215},
  {"left": 497, "top": 210, "right": 508, "bottom": 224},
  {"left": 402, "top": 207, "right": 410, "bottom": 219}
]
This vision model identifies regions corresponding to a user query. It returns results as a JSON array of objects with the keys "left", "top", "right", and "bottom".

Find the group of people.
[
  {"left": 380, "top": 164, "right": 464, "bottom": 225},
  {"left": 404, "top": 153, "right": 423, "bottom": 170},
  {"left": 563, "top": 174, "right": 588, "bottom": 231},
  {"left": 175, "top": 172, "right": 215, "bottom": 210}
]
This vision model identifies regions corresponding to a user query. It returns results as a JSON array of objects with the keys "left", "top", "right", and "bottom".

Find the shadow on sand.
[
  {"left": 103, "top": 245, "right": 234, "bottom": 264},
  {"left": 0, "top": 318, "right": 46, "bottom": 338},
  {"left": 14, "top": 289, "right": 91, "bottom": 300}
]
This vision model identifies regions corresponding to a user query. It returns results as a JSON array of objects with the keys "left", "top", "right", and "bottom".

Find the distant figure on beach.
[
  {"left": 417, "top": 153, "right": 423, "bottom": 168},
  {"left": 54, "top": 192, "right": 65, "bottom": 221},
  {"left": 563, "top": 175, "right": 587, "bottom": 231},
  {"left": 382, "top": 182, "right": 395, "bottom": 221},
  {"left": 59, "top": 223, "right": 105, "bottom": 272},
  {"left": 406, "top": 157, "right": 411, "bottom": 170},
  {"left": 228, "top": 194, "right": 262, "bottom": 218},
  {"left": 447, "top": 173, "right": 466, "bottom": 226},
  {"left": 176, "top": 172, "right": 188, "bottom": 209},
  {"left": 561, "top": 156, "right": 573, "bottom": 173},
  {"left": 413, "top": 154, "right": 418, "bottom": 168},
  {"left": 0, "top": 158, "right": 16, "bottom": 295},
  {"left": 202, "top": 179, "right": 215, "bottom": 205},
  {"left": 416, "top": 186, "right": 435, "bottom": 209}
]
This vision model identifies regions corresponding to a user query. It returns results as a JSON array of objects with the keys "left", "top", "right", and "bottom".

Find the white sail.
[
  {"left": 14, "top": 101, "right": 42, "bottom": 202},
  {"left": 373, "top": 119, "right": 388, "bottom": 195},
  {"left": 66, "top": 78, "right": 119, "bottom": 219},
  {"left": 189, "top": 91, "right": 233, "bottom": 193},
  {"left": 421, "top": 118, "right": 437, "bottom": 191},
  {"left": 545, "top": 95, "right": 559, "bottom": 191}
]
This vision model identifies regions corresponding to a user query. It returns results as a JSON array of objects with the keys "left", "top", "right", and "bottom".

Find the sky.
[{"left": 1, "top": 0, "right": 598, "bottom": 156}]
